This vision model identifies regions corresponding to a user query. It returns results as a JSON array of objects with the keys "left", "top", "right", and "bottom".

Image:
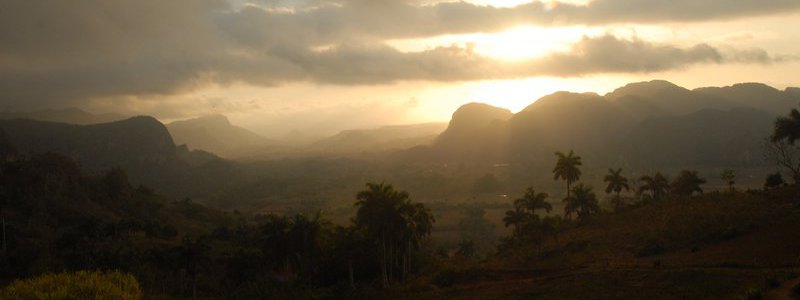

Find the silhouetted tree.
[
  {"left": 563, "top": 184, "right": 599, "bottom": 222},
  {"left": 671, "top": 170, "right": 706, "bottom": 197},
  {"left": 553, "top": 150, "right": 582, "bottom": 198},
  {"left": 639, "top": 173, "right": 670, "bottom": 201},
  {"left": 504, "top": 187, "right": 550, "bottom": 238},
  {"left": 503, "top": 207, "right": 529, "bottom": 236},
  {"left": 354, "top": 182, "right": 433, "bottom": 287},
  {"left": 720, "top": 169, "right": 736, "bottom": 193},
  {"left": 767, "top": 108, "right": 800, "bottom": 183},
  {"left": 765, "top": 138, "right": 800, "bottom": 183},
  {"left": 604, "top": 168, "right": 629, "bottom": 209},
  {"left": 177, "top": 236, "right": 210, "bottom": 299},
  {"left": 515, "top": 187, "right": 552, "bottom": 214},
  {"left": 765, "top": 172, "right": 785, "bottom": 190},
  {"left": 772, "top": 108, "right": 800, "bottom": 144}
]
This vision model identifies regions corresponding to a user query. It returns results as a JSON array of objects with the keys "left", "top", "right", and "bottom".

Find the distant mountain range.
[
  {"left": 1, "top": 80, "right": 797, "bottom": 203},
  {"left": 312, "top": 122, "right": 447, "bottom": 154},
  {"left": 166, "top": 114, "right": 273, "bottom": 158},
  {"left": 403, "top": 80, "right": 798, "bottom": 172}
]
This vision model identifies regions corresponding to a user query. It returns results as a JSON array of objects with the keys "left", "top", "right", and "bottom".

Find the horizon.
[
  {"left": 3, "top": 79, "right": 798, "bottom": 139},
  {"left": 2, "top": 0, "right": 798, "bottom": 137}
]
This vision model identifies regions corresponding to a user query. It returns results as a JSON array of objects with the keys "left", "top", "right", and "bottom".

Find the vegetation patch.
[{"left": 0, "top": 270, "right": 142, "bottom": 300}]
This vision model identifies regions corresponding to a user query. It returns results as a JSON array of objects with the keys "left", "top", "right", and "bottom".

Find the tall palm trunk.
[
  {"left": 381, "top": 235, "right": 389, "bottom": 288},
  {"left": 348, "top": 258, "right": 355, "bottom": 290},
  {"left": 566, "top": 180, "right": 571, "bottom": 199},
  {"left": 1, "top": 215, "right": 5, "bottom": 253}
]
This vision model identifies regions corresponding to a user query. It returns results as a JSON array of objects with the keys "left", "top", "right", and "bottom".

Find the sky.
[{"left": 1, "top": 0, "right": 799, "bottom": 137}]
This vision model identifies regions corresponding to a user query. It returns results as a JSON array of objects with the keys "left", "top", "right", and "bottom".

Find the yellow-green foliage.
[{"left": 0, "top": 270, "right": 141, "bottom": 300}]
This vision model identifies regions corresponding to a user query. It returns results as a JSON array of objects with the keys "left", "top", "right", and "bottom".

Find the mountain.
[
  {"left": 625, "top": 107, "right": 775, "bottom": 168},
  {"left": 606, "top": 80, "right": 734, "bottom": 116},
  {"left": 312, "top": 122, "right": 447, "bottom": 154},
  {"left": 0, "top": 107, "right": 127, "bottom": 124},
  {"left": 409, "top": 80, "right": 796, "bottom": 173},
  {"left": 167, "top": 114, "right": 272, "bottom": 158},
  {"left": 693, "top": 83, "right": 800, "bottom": 115},
  {"left": 0, "top": 117, "right": 239, "bottom": 199}
]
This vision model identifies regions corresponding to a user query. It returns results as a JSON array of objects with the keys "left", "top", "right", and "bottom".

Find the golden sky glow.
[{"left": 1, "top": 0, "right": 799, "bottom": 137}]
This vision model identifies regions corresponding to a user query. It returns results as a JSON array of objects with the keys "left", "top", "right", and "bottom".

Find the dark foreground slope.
[{"left": 391, "top": 188, "right": 800, "bottom": 299}]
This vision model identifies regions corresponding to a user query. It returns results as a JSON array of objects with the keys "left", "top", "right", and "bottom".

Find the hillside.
[
  {"left": 313, "top": 122, "right": 447, "bottom": 154},
  {"left": 392, "top": 188, "right": 800, "bottom": 299},
  {"left": 0, "top": 117, "right": 239, "bottom": 199},
  {"left": 167, "top": 114, "right": 273, "bottom": 158}
]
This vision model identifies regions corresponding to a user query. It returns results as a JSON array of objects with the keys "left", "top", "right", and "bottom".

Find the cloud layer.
[{"left": 0, "top": 0, "right": 797, "bottom": 108}]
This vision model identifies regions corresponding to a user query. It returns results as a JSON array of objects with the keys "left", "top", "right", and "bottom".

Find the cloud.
[
  {"left": 282, "top": 35, "right": 787, "bottom": 83},
  {"left": 222, "top": 0, "right": 800, "bottom": 42},
  {"left": 0, "top": 0, "right": 796, "bottom": 110}
]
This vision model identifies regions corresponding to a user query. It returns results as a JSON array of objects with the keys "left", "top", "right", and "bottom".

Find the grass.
[{"left": 0, "top": 270, "right": 141, "bottom": 300}]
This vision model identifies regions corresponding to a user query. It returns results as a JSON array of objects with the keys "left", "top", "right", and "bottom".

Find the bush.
[
  {"left": 637, "top": 239, "right": 662, "bottom": 257},
  {"left": 432, "top": 268, "right": 488, "bottom": 288},
  {"left": 743, "top": 287, "right": 763, "bottom": 300},
  {"left": 0, "top": 270, "right": 142, "bottom": 300}
]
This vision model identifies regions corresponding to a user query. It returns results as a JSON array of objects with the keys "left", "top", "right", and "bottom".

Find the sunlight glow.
[{"left": 389, "top": 26, "right": 601, "bottom": 61}]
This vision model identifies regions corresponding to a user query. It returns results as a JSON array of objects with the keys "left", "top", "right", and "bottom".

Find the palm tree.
[
  {"left": 354, "top": 182, "right": 433, "bottom": 286},
  {"left": 563, "top": 184, "right": 600, "bottom": 222},
  {"left": 772, "top": 108, "right": 800, "bottom": 144},
  {"left": 639, "top": 172, "right": 670, "bottom": 201},
  {"left": 514, "top": 187, "right": 552, "bottom": 213},
  {"left": 503, "top": 207, "right": 529, "bottom": 236},
  {"left": 671, "top": 170, "right": 706, "bottom": 197},
  {"left": 720, "top": 169, "right": 736, "bottom": 193},
  {"left": 604, "top": 168, "right": 630, "bottom": 199},
  {"left": 354, "top": 182, "right": 407, "bottom": 287},
  {"left": 553, "top": 150, "right": 582, "bottom": 198},
  {"left": 399, "top": 202, "right": 434, "bottom": 279}
]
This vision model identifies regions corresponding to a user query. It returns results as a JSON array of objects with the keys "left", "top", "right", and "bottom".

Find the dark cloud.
[{"left": 0, "top": 0, "right": 796, "bottom": 109}]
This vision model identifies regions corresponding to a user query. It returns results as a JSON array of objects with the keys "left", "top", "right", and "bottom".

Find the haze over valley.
[{"left": 1, "top": 0, "right": 800, "bottom": 299}]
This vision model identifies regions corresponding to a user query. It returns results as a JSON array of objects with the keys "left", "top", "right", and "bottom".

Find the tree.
[
  {"left": 768, "top": 108, "right": 800, "bottom": 183},
  {"left": 772, "top": 108, "right": 800, "bottom": 144},
  {"left": 354, "top": 182, "right": 434, "bottom": 287},
  {"left": 604, "top": 168, "right": 630, "bottom": 209},
  {"left": 563, "top": 184, "right": 600, "bottom": 222},
  {"left": 765, "top": 138, "right": 800, "bottom": 184},
  {"left": 177, "top": 236, "right": 210, "bottom": 298},
  {"left": 720, "top": 169, "right": 736, "bottom": 193},
  {"left": 670, "top": 170, "right": 706, "bottom": 197},
  {"left": 639, "top": 173, "right": 670, "bottom": 201},
  {"left": 765, "top": 172, "right": 785, "bottom": 190},
  {"left": 553, "top": 150, "right": 582, "bottom": 198},
  {"left": 514, "top": 187, "right": 552, "bottom": 214},
  {"left": 503, "top": 207, "right": 528, "bottom": 236},
  {"left": 504, "top": 187, "right": 550, "bottom": 238}
]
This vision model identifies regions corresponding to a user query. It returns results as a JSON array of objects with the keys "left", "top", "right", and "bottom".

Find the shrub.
[
  {"left": 743, "top": 287, "right": 763, "bottom": 300},
  {"left": 637, "top": 239, "right": 662, "bottom": 257},
  {"left": 432, "top": 268, "right": 488, "bottom": 288},
  {"left": 0, "top": 270, "right": 142, "bottom": 300}
]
